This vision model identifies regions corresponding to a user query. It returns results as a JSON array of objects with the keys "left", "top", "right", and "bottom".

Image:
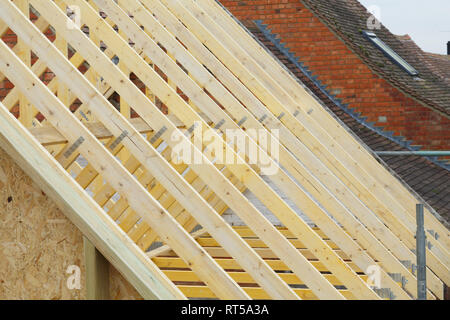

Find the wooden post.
[{"left": 84, "top": 237, "right": 110, "bottom": 300}]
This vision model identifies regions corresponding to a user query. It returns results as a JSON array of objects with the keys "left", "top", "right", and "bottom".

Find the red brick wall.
[{"left": 220, "top": 0, "right": 450, "bottom": 150}]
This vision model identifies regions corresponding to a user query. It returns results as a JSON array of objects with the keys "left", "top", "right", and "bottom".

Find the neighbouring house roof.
[
  {"left": 396, "top": 35, "right": 450, "bottom": 86},
  {"left": 300, "top": 0, "right": 450, "bottom": 117},
  {"left": 424, "top": 53, "right": 450, "bottom": 86},
  {"left": 245, "top": 21, "right": 450, "bottom": 225}
]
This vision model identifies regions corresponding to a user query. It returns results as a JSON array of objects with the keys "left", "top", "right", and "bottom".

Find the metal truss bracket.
[
  {"left": 400, "top": 260, "right": 412, "bottom": 269},
  {"left": 373, "top": 287, "right": 396, "bottom": 300},
  {"left": 388, "top": 273, "right": 408, "bottom": 289},
  {"left": 427, "top": 230, "right": 439, "bottom": 240},
  {"left": 412, "top": 264, "right": 417, "bottom": 276}
]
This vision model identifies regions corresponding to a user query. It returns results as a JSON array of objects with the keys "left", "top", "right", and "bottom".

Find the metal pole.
[
  {"left": 376, "top": 151, "right": 450, "bottom": 156},
  {"left": 416, "top": 203, "right": 427, "bottom": 300}
]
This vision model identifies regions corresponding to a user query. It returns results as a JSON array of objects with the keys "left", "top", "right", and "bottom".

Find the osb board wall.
[
  {"left": 0, "top": 147, "right": 141, "bottom": 299},
  {"left": 109, "top": 267, "right": 142, "bottom": 300}
]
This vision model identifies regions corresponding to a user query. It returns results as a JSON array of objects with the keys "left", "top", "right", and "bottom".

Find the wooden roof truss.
[{"left": 0, "top": 0, "right": 448, "bottom": 300}]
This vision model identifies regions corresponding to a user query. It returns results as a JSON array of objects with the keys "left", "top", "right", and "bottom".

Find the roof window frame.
[{"left": 363, "top": 31, "right": 419, "bottom": 76}]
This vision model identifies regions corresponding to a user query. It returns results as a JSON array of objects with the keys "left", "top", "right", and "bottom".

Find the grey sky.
[{"left": 359, "top": 0, "right": 450, "bottom": 54}]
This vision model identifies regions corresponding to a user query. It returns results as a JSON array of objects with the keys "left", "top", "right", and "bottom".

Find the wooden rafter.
[
  {"left": 197, "top": 0, "right": 450, "bottom": 254},
  {"left": 0, "top": 0, "right": 448, "bottom": 300},
  {"left": 85, "top": 0, "right": 379, "bottom": 300},
  {"left": 185, "top": 0, "right": 450, "bottom": 265},
  {"left": 153, "top": 0, "right": 448, "bottom": 295},
  {"left": 110, "top": 0, "right": 432, "bottom": 299},
  {"left": 0, "top": 100, "right": 184, "bottom": 300},
  {"left": 0, "top": 2, "right": 250, "bottom": 300},
  {"left": 30, "top": 0, "right": 350, "bottom": 300}
]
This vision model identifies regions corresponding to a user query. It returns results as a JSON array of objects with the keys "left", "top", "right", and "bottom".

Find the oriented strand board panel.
[
  {"left": 109, "top": 266, "right": 142, "bottom": 300},
  {"left": 0, "top": 147, "right": 84, "bottom": 299},
  {"left": 0, "top": 147, "right": 141, "bottom": 300}
]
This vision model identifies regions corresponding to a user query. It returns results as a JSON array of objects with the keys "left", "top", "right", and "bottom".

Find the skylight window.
[{"left": 363, "top": 31, "right": 419, "bottom": 76}]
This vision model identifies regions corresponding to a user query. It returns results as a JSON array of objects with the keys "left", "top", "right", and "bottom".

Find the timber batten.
[{"left": 0, "top": 0, "right": 448, "bottom": 300}]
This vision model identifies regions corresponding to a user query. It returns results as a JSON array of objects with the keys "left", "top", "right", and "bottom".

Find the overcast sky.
[{"left": 359, "top": 0, "right": 450, "bottom": 54}]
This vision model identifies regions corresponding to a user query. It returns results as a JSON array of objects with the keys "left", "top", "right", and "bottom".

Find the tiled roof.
[
  {"left": 396, "top": 35, "right": 450, "bottom": 86},
  {"left": 244, "top": 21, "right": 450, "bottom": 225},
  {"left": 424, "top": 53, "right": 450, "bottom": 86},
  {"left": 300, "top": 0, "right": 450, "bottom": 117}
]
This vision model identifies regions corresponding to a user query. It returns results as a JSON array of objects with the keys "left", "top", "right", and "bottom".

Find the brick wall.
[{"left": 220, "top": 0, "right": 450, "bottom": 150}]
